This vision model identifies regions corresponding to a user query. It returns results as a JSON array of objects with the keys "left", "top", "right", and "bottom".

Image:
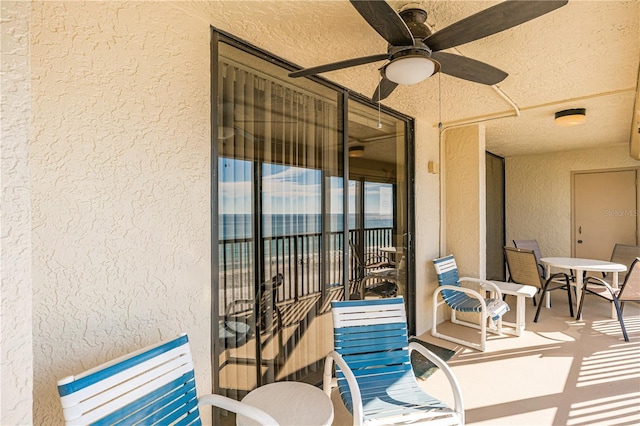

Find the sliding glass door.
[
  {"left": 347, "top": 100, "right": 411, "bottom": 314},
  {"left": 214, "top": 39, "right": 343, "bottom": 406},
  {"left": 212, "top": 29, "right": 414, "bottom": 424}
]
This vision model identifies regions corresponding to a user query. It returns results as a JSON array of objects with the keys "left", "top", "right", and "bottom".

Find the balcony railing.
[
  {"left": 217, "top": 225, "right": 394, "bottom": 399},
  {"left": 218, "top": 227, "right": 393, "bottom": 311}
]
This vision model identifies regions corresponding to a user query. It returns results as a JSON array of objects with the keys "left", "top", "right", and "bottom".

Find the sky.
[{"left": 219, "top": 157, "right": 393, "bottom": 216}]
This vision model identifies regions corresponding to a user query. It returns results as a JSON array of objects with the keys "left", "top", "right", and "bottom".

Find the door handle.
[
  {"left": 577, "top": 240, "right": 583, "bottom": 244},
  {"left": 578, "top": 226, "right": 582, "bottom": 234}
]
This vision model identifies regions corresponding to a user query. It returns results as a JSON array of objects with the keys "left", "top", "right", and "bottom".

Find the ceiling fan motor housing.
[{"left": 399, "top": 7, "right": 432, "bottom": 39}]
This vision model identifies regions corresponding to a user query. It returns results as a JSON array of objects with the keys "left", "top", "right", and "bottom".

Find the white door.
[{"left": 573, "top": 169, "right": 637, "bottom": 260}]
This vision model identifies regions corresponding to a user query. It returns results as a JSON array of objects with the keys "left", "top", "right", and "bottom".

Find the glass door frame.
[{"left": 211, "top": 26, "right": 417, "bottom": 391}]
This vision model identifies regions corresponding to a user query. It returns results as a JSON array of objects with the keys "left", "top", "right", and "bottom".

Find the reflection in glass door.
[
  {"left": 214, "top": 39, "right": 344, "bottom": 411},
  {"left": 347, "top": 99, "right": 410, "bottom": 315},
  {"left": 212, "top": 30, "right": 413, "bottom": 424}
]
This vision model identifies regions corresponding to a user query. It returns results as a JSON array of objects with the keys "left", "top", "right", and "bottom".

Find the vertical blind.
[{"left": 216, "top": 57, "right": 344, "bottom": 404}]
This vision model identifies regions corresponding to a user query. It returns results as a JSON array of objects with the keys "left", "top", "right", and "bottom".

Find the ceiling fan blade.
[
  {"left": 425, "top": 0, "right": 568, "bottom": 52},
  {"left": 349, "top": 0, "right": 414, "bottom": 46},
  {"left": 289, "top": 53, "right": 388, "bottom": 78},
  {"left": 372, "top": 78, "right": 398, "bottom": 101},
  {"left": 431, "top": 52, "right": 508, "bottom": 85}
]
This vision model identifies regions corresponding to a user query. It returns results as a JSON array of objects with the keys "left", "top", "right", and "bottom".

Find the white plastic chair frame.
[
  {"left": 432, "top": 255, "right": 509, "bottom": 352},
  {"left": 57, "top": 333, "right": 278, "bottom": 425},
  {"left": 324, "top": 297, "right": 464, "bottom": 426}
]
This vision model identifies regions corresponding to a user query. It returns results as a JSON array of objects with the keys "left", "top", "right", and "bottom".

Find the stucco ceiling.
[{"left": 184, "top": 0, "right": 639, "bottom": 158}]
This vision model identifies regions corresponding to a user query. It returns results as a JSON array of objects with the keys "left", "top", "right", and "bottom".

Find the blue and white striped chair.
[
  {"left": 57, "top": 333, "right": 278, "bottom": 425},
  {"left": 324, "top": 297, "right": 464, "bottom": 426},
  {"left": 432, "top": 255, "right": 510, "bottom": 351}
]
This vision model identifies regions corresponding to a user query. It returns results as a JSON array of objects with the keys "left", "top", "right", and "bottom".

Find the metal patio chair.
[
  {"left": 219, "top": 273, "right": 285, "bottom": 376},
  {"left": 504, "top": 246, "right": 574, "bottom": 322},
  {"left": 578, "top": 257, "right": 640, "bottom": 342},
  {"left": 324, "top": 297, "right": 464, "bottom": 426},
  {"left": 513, "top": 239, "right": 545, "bottom": 278},
  {"left": 222, "top": 273, "right": 284, "bottom": 341},
  {"left": 349, "top": 240, "right": 397, "bottom": 299},
  {"left": 57, "top": 334, "right": 278, "bottom": 425},
  {"left": 432, "top": 254, "right": 510, "bottom": 351},
  {"left": 602, "top": 243, "right": 640, "bottom": 284},
  {"left": 513, "top": 239, "right": 578, "bottom": 283}
]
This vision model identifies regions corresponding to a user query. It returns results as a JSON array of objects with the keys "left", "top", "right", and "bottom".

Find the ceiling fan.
[{"left": 289, "top": 0, "right": 567, "bottom": 101}]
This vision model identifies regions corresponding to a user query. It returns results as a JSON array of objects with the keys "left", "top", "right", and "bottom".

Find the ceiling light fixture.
[
  {"left": 383, "top": 54, "right": 438, "bottom": 85},
  {"left": 348, "top": 146, "right": 365, "bottom": 158},
  {"left": 554, "top": 108, "right": 586, "bottom": 126}
]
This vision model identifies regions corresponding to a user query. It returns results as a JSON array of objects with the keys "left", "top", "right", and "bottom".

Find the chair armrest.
[
  {"left": 363, "top": 256, "right": 393, "bottom": 270},
  {"left": 544, "top": 268, "right": 572, "bottom": 281},
  {"left": 198, "top": 394, "right": 279, "bottom": 425},
  {"left": 225, "top": 299, "right": 254, "bottom": 316},
  {"left": 460, "top": 277, "right": 503, "bottom": 299},
  {"left": 434, "top": 285, "right": 488, "bottom": 312},
  {"left": 324, "top": 350, "right": 364, "bottom": 426},
  {"left": 584, "top": 276, "right": 618, "bottom": 295},
  {"left": 546, "top": 272, "right": 571, "bottom": 285},
  {"left": 364, "top": 253, "right": 390, "bottom": 263},
  {"left": 408, "top": 342, "right": 465, "bottom": 424},
  {"left": 537, "top": 262, "right": 573, "bottom": 280}
]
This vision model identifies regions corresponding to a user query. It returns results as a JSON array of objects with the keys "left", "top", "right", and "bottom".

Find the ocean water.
[{"left": 219, "top": 214, "right": 393, "bottom": 240}]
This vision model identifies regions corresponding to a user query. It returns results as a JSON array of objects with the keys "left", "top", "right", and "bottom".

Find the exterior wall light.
[{"left": 555, "top": 108, "right": 586, "bottom": 126}]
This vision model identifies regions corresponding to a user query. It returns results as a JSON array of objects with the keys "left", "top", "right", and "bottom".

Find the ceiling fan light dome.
[{"left": 384, "top": 56, "right": 436, "bottom": 85}]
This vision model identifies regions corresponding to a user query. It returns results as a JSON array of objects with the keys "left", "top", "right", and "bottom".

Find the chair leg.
[
  {"left": 531, "top": 288, "right": 546, "bottom": 307},
  {"left": 565, "top": 276, "right": 574, "bottom": 318},
  {"left": 612, "top": 298, "right": 629, "bottom": 342},
  {"left": 576, "top": 285, "right": 586, "bottom": 320},
  {"left": 578, "top": 288, "right": 629, "bottom": 342},
  {"left": 534, "top": 283, "right": 550, "bottom": 323},
  {"left": 480, "top": 313, "right": 487, "bottom": 352}
]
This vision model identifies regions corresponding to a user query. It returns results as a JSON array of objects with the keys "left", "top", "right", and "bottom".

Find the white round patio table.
[
  {"left": 236, "top": 381, "right": 334, "bottom": 426},
  {"left": 540, "top": 257, "right": 626, "bottom": 319}
]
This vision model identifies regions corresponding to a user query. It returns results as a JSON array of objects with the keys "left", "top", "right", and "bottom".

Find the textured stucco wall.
[
  {"left": 413, "top": 118, "right": 441, "bottom": 335},
  {"left": 30, "top": 2, "right": 211, "bottom": 423},
  {"left": 1, "top": 1, "right": 34, "bottom": 424},
  {"left": 443, "top": 125, "right": 486, "bottom": 277},
  {"left": 506, "top": 146, "right": 640, "bottom": 257},
  {"left": 629, "top": 74, "right": 640, "bottom": 160},
  {"left": 7, "top": 1, "right": 446, "bottom": 422}
]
